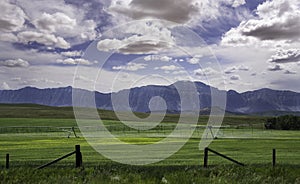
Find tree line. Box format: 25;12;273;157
265;115;300;130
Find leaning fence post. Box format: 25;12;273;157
272;149;276;167
75;145;82;168
204;147;208;168
6;154;9;169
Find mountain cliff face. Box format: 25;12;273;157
0;81;299;114
0;86;73;106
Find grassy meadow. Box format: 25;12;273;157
0;104;300;183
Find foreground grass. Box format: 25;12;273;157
1;165;300;184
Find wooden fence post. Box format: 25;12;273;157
204;147;208;168
273;149;276;167
75;145;82;168
6;154;9;169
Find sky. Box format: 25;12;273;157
0;0;299;93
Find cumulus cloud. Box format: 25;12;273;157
155;65;181;71
245;0;300;41
284;70;297;74
10;77;22;82
0;0;27;32
57;58;93;65
33;12;97;41
224;65;250;74
1;82;11;90
34;12;76;34
97;22;174;55
0;33;18;42
20;78;63;85
251;73;257;76
112;63;147;71
61;51;82;57
238;65;250;71
0;0;98;48
268;64;284;71
268;49;300;63
109;0;246;25
18;31;70;49
0;59;29;67
109;0;198;24
187;55;203;64
188;58;200;65
194;67;219;76
144;55;172;62
172;70;186;75
221;0;300;46
224;67;237;74
230;75;240;81
75;75;93;82
231;0;246;8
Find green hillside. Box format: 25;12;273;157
0;103;268;127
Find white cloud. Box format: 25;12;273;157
98;35;172;55
97;21;174;55
18;31;71;49
33;12;77;34
231;0;246;8
2;82;11;90
75;75;93;82
0;42;63;65
33;12;97;41
230;75;240;81
238;65;250;71
10;77;22;82
0;0;27;32
155;65;181;71
194;67;219;76
61;51;82;57
57;58;93;65
0;59;29;68
269;48;300;63
172;70;186;75
160;56;172;62
224;66;237;74
109;0;247;25
0;33;18;42
251;73;257;76
268;64;284;71
224;65;250;74
144;55;172;62
284;70;297;74
0;0;98;47
221;0;300;46
187;55;203;64
20;78;63;86
112;63;147;71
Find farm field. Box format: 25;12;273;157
0;104;300;183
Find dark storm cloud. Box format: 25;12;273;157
119;41;170;55
110;0;198;24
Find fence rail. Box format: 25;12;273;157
204;147;245;168
37;145;82;169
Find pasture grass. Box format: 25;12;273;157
0;104;299;183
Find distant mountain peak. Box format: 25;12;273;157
1;82;300;115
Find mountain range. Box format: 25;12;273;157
0;81;299;115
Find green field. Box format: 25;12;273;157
0;104;300;183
